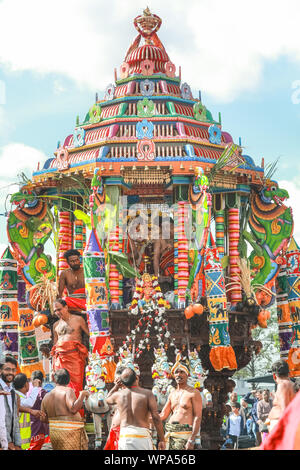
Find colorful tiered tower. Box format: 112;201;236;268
6;8;299;449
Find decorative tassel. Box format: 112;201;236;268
18;272;44;377
228;208;242;304
0;248;19;362
204;234;237;371
276;259;293;361
58;212;72;276
286;238;300;377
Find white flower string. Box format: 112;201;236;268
118;275;179;360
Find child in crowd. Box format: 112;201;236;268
221;402;244;449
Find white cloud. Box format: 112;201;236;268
0;142;47;214
0;142;48;250
0;106;14;141
53;80;66;95
0;243;8;256
0;0;300;102
0;143;46;180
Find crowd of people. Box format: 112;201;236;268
1;351;300;451
0;353;204;451
220;359;298;449
0;355;51;450
1;248;300;451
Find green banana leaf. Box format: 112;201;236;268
187;250;198;290
221;255;229;269
74;209;92;230
108;250;140;279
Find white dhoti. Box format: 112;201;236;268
118;425;154;450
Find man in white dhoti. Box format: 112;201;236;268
106;367;165;450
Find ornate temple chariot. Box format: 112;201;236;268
1;8;300;449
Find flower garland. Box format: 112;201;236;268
119;274;178;360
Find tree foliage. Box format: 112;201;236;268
234;305;280;384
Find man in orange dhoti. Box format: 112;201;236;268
58;250;86;313
51;299;89;398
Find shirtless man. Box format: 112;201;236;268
58;250;85;297
266;359;295;432
160;362;202;450
51;299;89;398
153;219;174;277
106;367;165;450
127;221;150;273
58;249;86;313
41;368;89;450
104;366;125;450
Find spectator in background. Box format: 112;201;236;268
0;356;21;450
221;403;244;449
241;398;252;437
0;391;8;450
243;389;263;445
229;391;246;434
28;371;50;451
0;350;9;450
257;389;272;442
220;404;232;439
13;373;45;450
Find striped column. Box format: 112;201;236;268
58;212;72;277
228;208;242;304
109;227;121;309
174;214;179;308
118;224;123;308
74;220;86;258
286;238;300;377
276;260;293;361
204;234;237;371
18;273;44;377
83;230;110;353
0;247;19;361
215;210;225;258
175;202;189;309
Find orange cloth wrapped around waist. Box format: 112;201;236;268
104;425;120;450
51;341;88;397
64;288;86;311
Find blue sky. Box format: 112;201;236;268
1;0;300;253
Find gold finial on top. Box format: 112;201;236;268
134;9;162;42
143;6;152;16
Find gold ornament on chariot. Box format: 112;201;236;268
271;219;281;234
253;255;265;269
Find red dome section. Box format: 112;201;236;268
126;44;169;74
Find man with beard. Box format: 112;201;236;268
58;249;86;313
160;362;202;450
0;356;21;450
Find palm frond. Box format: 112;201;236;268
208;144;244;184
29;276;58;314
264;157;280;181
